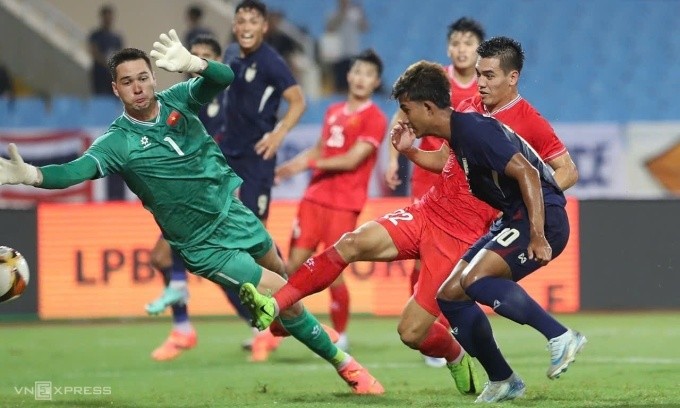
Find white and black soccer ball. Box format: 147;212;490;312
0;246;30;303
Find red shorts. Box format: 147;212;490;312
290;199;360;251
377;203;469;317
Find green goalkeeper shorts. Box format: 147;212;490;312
177;198;273;289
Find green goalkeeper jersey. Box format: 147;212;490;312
84;67;240;250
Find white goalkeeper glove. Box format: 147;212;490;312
150;29;206;73
0;143;39;186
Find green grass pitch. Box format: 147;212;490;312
2;313;680;407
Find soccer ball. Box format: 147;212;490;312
0;246;30;303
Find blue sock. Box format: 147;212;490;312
169;251;189;324
466;276;567;340
220;285;253;324
438;299;513;381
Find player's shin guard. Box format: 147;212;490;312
418;321;462;362
274;247;348;311
438;298;513;381
280;308;345;367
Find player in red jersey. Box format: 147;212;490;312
385;17;486;368
274;49;387;352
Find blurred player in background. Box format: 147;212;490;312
275;49;387;354
0;30;383;395
384;16;486;368
145;35;257;362
220;0;306;361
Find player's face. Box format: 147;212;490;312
189;44;219;78
475;56;519;111
233;8;268;54
347;61;381;100
447;31;480;70
398;97;429;138
112;59;156;113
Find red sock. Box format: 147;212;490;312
409;266;420;295
270;320;289;337
273;246;348;311
418;321;463;362
329;283;350;333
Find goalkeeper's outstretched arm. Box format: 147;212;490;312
0;143;98;189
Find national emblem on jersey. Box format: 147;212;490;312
167;110;181;127
245;63;257;82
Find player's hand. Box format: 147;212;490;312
390;120;416;153
255;130;283;160
150;29;205;73
0;143;39;186
274;160;304;184
384;159;402;190
527;233;552;266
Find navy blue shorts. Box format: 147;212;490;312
225;155;276;220
462;204;570;281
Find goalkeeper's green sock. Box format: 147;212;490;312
280;308;347;368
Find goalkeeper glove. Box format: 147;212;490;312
0;143;39;185
150;29;206;73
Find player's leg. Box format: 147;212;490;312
397;225;479;394
320;206;361;352
241;218;400;330
147;237;196;361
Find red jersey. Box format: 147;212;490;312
412;64;479;198
419;150;498;244
456;94;567;162
304;101;387;212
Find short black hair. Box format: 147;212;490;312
190;35;222;57
188;5;203;20
352;48;383;76
108;48;152;81
447;17;485;43
391;60;451;109
234;0;267;18
477;36;525;74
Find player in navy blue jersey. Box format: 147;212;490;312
391;60;586;403
221;0;305;221
220;0;306;361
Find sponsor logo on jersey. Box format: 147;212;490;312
245;63;257;82
140;136;150;148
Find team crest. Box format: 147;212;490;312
245;63;257;82
166;110;181;127
140;136;150;148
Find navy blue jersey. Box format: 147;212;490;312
199;90;225;138
220;43;297;156
449;111;566;216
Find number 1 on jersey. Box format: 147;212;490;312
163;136;185;156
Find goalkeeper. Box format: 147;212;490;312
0;29;383;395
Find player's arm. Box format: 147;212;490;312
391;120;448;173
314;141;375;171
275;137;323;182
547;152;578;191
0;144;98;188
504;153;551;265
255;84;306;160
385;110;404;190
